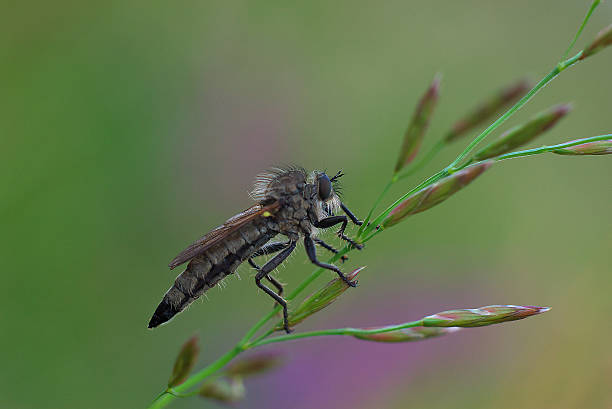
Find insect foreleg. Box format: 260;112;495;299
313;237;349;263
313;216;363;250
340;202;363;226
304;235;358;287
255;240;297;333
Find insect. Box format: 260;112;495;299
148;167;363;333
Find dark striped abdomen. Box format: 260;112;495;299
148;219;276;328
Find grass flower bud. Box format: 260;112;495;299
445;79;531;142
474;104;571;160
168;336;199;388
394;74;441;172
353;326;460;342
275;267;365;331
382;161;492;228
553;139;612;155
422;305;550;328
580;24;612;60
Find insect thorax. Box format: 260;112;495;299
252;167;334;239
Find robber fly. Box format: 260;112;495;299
148;166;363;333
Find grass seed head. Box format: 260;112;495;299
275;266;365;331
394;74;441;173
168;336;199;388
383;161;493;228
580;24;612;60
353;326;460;342
445;79;531;142
553;139;612;155
474;104;572;160
422;305;550;327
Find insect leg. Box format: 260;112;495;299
265;274;284;297
248;264;285;297
248;241;288;270
248;258;261;270
304;235;358;287
248;241;290;295
251;241;291;258
313;237;349;263
255;240;297;333
340;202;363;226
314;216;363;250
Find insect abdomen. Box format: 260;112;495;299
148;220;275;328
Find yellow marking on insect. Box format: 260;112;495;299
263;211;272;217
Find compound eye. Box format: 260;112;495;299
318;174;332;200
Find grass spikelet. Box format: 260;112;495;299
394;74;441;173
422;305;550;327
474;104;571;160
382;161;493;228
445;79;531;142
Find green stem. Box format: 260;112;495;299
562;0;600;60
360;51;584;238
359;140;447;239
494;134;612;161
247;320;424;348
358;134;612;243
148;4;603;405
148;346;243;409
358;179;394;237
361;168;448;237
249;328;276;346
148;248;355;409
238;249;348;342
448;51;582;170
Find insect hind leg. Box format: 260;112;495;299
248;241;290;296
254;240;297;333
265;274;284;296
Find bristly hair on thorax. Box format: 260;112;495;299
249;165;307;202
249;165;342;220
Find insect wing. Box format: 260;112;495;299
168;202;280;269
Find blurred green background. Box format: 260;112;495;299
2;1;611;408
